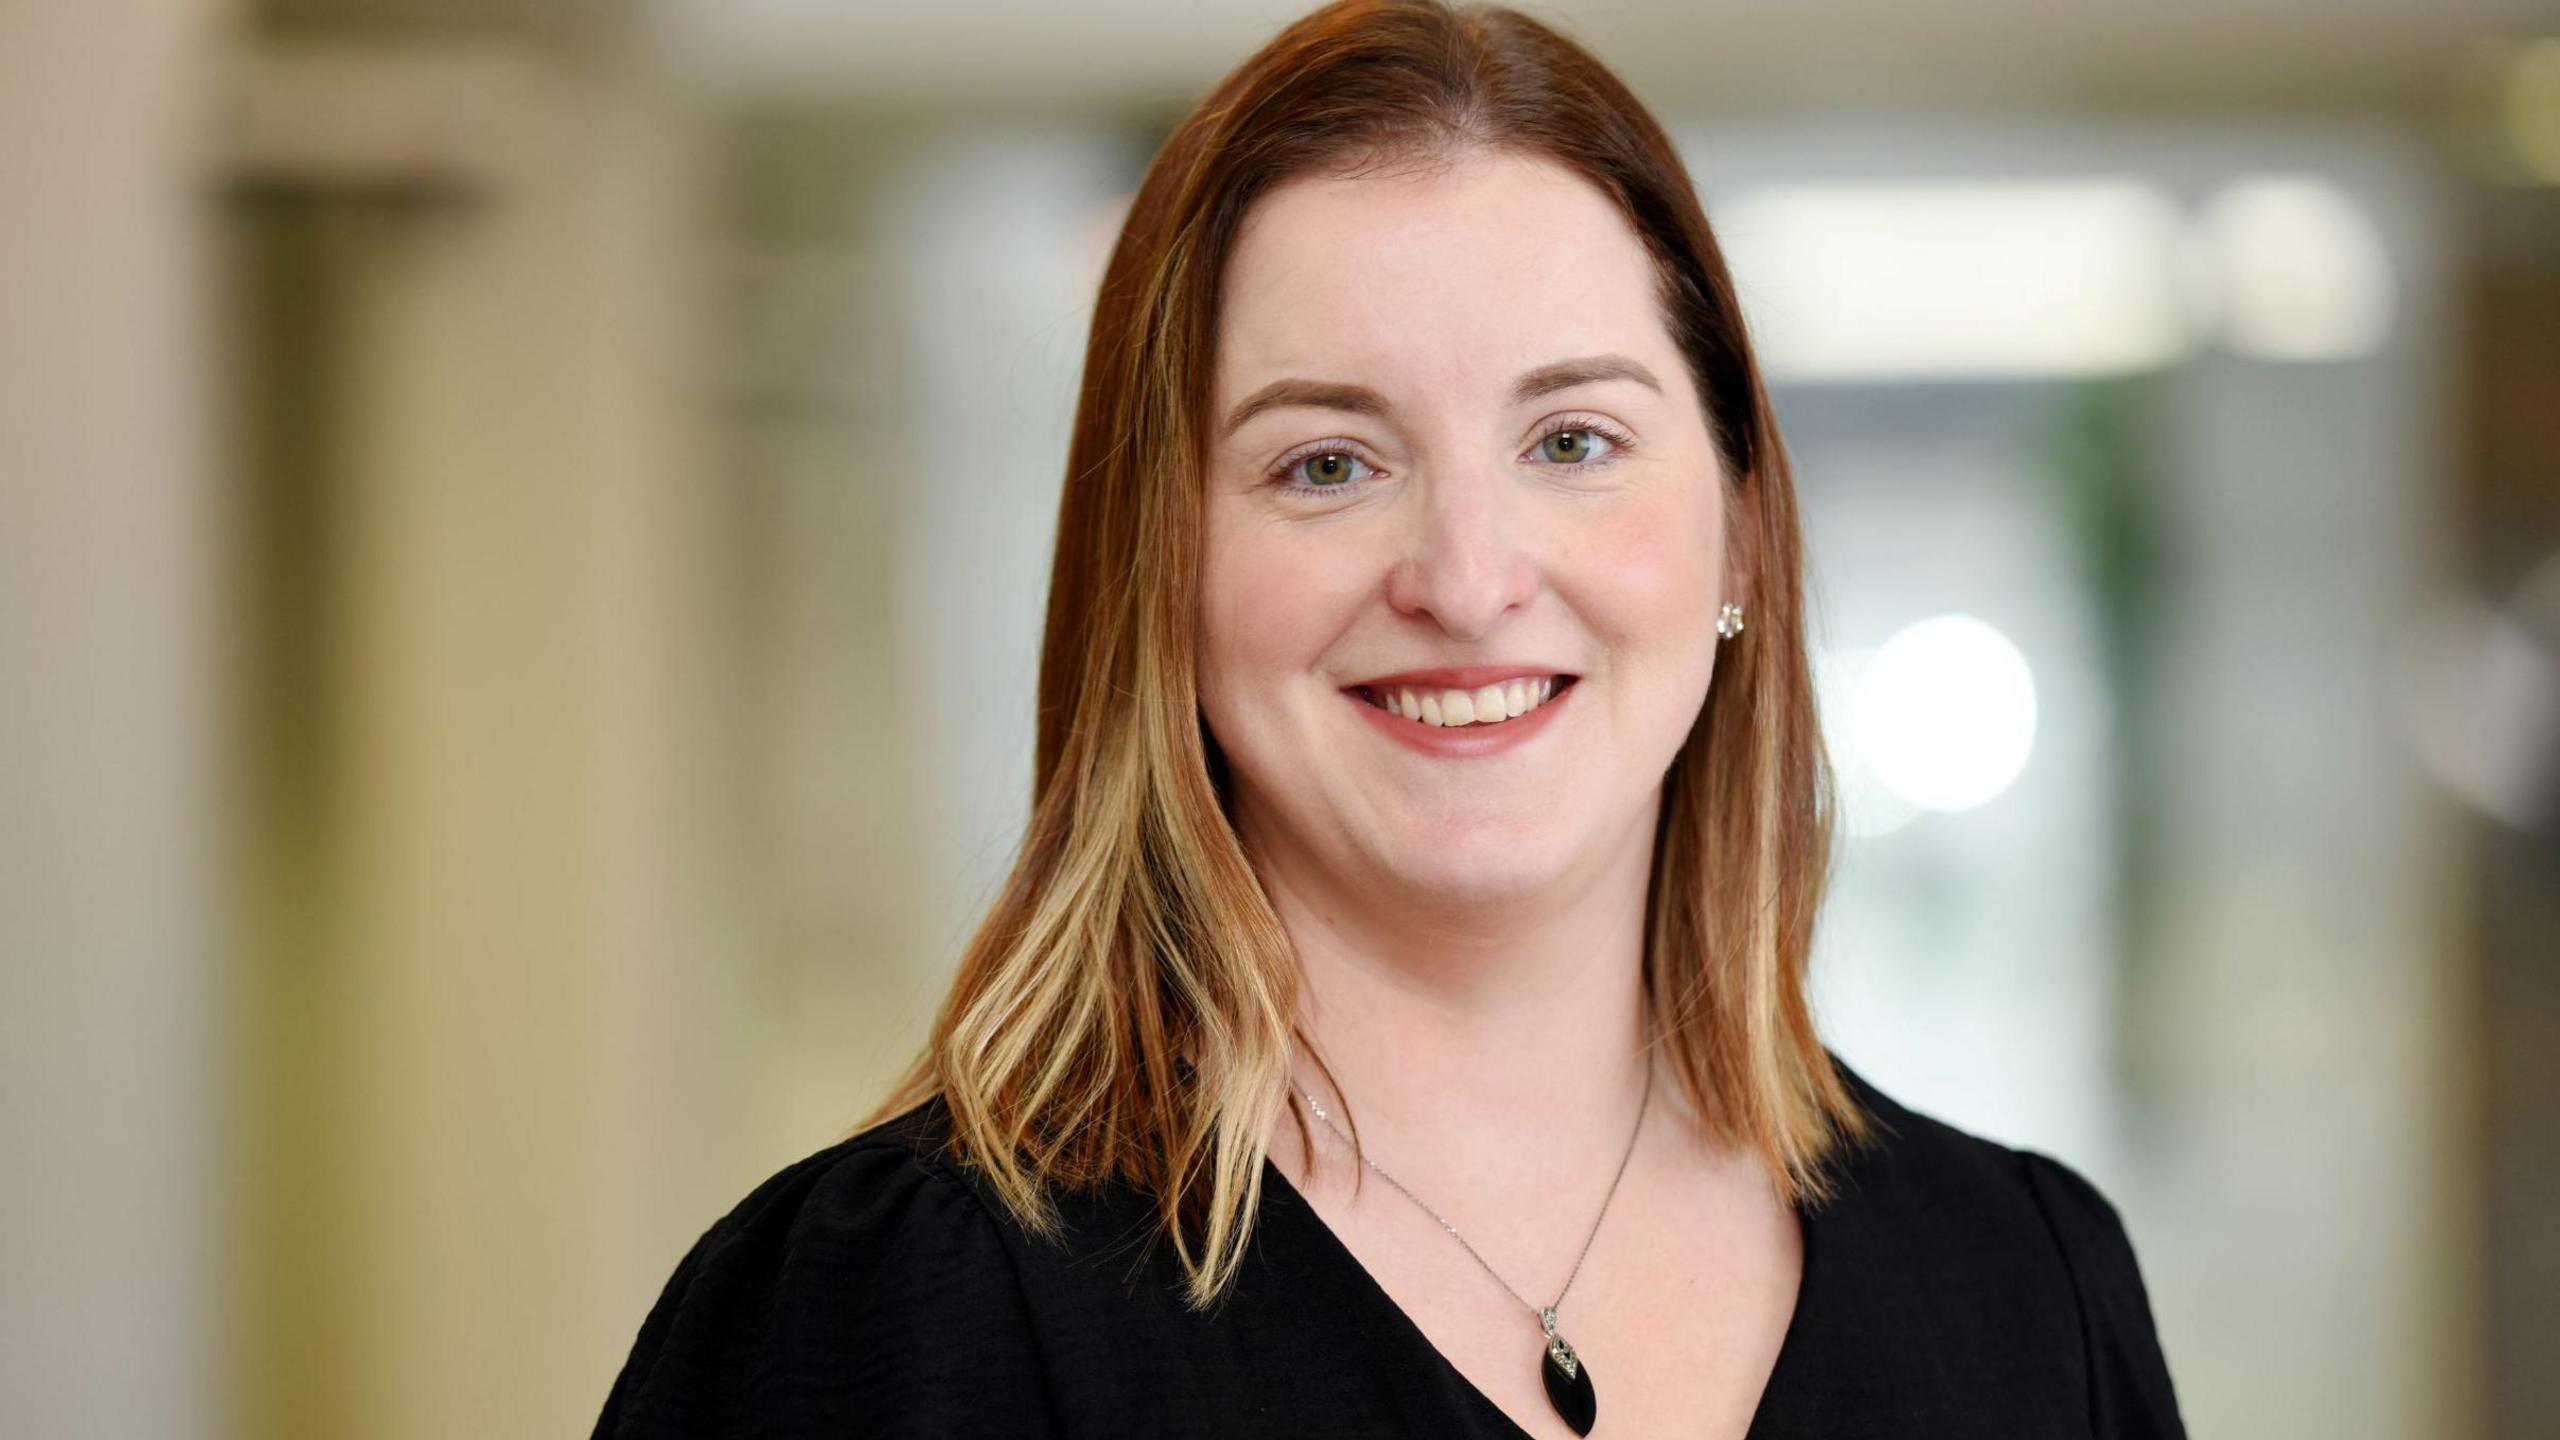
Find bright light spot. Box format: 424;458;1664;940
1817;647;1921;838
1853;615;2039;813
1712;179;2190;382
2196;175;2394;361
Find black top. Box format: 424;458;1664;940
593;1053;2188;1438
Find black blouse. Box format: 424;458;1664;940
593;1053;2188;1437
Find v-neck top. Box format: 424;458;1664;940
592;1052;2189;1438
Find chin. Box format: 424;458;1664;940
1366;830;1572;908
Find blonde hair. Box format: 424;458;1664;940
857;0;1878;1310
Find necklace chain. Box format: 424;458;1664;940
1294;1057;1653;1324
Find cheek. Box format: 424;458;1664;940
1581;485;1725;650
1198;512;1365;702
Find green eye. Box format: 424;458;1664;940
1532;417;1630;468
1539;429;1596;463
1298;452;1360;486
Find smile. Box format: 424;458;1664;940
1351;675;1576;728
1339;674;1579;758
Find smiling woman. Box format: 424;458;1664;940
593;2;2188;1437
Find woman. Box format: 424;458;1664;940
593;1;2188;1435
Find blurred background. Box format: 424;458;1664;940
5;0;2557;1436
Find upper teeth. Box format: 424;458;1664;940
1367;676;1563;727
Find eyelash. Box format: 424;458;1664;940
1263;414;1636;496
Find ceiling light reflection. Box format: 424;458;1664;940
1851;614;2040;814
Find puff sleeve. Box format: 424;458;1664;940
2014;1147;2190;1440
592;1137;1062;1439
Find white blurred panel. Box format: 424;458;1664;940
880;131;1134;968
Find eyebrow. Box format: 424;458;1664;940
1217;354;1664;440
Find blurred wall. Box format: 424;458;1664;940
215;33;745;1440
1;3;228;1436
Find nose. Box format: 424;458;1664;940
1380;459;1540;639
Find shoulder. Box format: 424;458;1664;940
1816;1051;2188;1437
1821;1050;2152;1278
629;1097;1002;1328
591;1097;1061;1439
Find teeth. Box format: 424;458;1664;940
1364;676;1568;728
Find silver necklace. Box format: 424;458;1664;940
1294;1058;1652;1437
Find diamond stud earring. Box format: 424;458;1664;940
1715;601;1747;639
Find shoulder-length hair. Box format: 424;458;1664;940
859;0;1876;1309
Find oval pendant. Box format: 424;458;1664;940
1537;1308;1598;1435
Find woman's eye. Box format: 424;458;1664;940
1265;418;1632;496
1281;450;1372;489
1264;445;1372;489
1535;424;1624;465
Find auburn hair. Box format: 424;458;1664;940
857;0;1877;1309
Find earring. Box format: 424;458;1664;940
1715;600;1747;639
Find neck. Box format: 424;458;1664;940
1246;796;1662;1187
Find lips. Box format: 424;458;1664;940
1351;661;1566;753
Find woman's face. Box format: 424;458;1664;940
1199;148;1742;917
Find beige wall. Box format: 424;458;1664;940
216;44;762;1440
1;2;228;1436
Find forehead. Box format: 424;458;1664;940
1215;151;1673;402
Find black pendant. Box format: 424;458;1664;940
1537;1307;1598;1435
